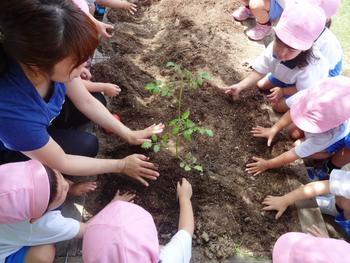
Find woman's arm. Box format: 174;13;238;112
65;77;163;145
23;138;159;186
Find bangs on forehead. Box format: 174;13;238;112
275;35;297;50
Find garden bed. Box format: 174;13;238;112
85;0;302;260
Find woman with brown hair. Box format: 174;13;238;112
0;0;163;186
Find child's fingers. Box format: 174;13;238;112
135;176;149;187
275;211;283;220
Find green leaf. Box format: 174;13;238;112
181;111;190;120
194;165;203;172
151;134;158;142
185;152;193;160
184;165;191;171
153;144;161;153
185;119;195;128
166;61;176;68
191;156;197;164
169;118;178;126
197;127;206;135
172;126;180;135
183;129;193;141
141;141;152;149
198;72;211;80
161;133;169;143
161;86;170;97
206;129;214;137
145;83;156;91
180;162;185;168
156;79;162;86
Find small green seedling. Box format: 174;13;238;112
142;62;214;173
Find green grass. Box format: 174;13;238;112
332;0;350;76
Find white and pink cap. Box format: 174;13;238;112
0;160;50;223
275;2;326;50
83;201;159;263
306;0;341;18
290;76;350;133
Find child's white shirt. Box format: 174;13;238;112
294;120;350;158
330;169;350;199
252;43;329;91
0;210;80;262
159;229;192;263
315;27;343;70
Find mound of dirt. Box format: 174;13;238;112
85;0;302;260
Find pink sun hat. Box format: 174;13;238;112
290;76;350;133
273;232;350;263
275;2;326;50
306;0;341;18
82;201;159;263
72;0;90;15
0;160;50;224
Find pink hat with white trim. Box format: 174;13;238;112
306;0;341;18
290;76;350;133
82;201;159;263
72;0;90;15
275;2;326;50
273;232;350;263
0;160;50;223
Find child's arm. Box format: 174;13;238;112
177;178;194;236
251;110;293;146
262;180;330;219
82;80;121;97
223;71;265;100
96;0;137;14
87;13;114;38
246;149;299;175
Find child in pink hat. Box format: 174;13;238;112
83;178;194;263
246;76;350;177
225;2;329;113
0;160;99;263
263;168;350;237
273;231;350;263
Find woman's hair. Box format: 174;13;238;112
275;35;319;68
44;165;58;206
0;0;99;75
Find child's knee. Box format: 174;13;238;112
288;125;304;140
249;0;266;10
272;101;288;113
27;245;55;263
336;196;350;211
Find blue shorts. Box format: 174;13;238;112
269;0;283;21
325;132;350;154
267;73;294;98
328;60;343;77
5;247;30;263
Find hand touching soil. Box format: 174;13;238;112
69;181;97;196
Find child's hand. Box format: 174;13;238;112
68;181;97;196
223;84;243;100
103;83;121;97
307;225;329;238
245;156;269;175
81;67;92;80
126;123;165;145
262;195;288;219
121;154;159;187
177;178;192;201
251;126;278;147
96;20;114;38
267;87;283;102
121;1;137;15
110;190;136;203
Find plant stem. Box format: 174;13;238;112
175;80;184;158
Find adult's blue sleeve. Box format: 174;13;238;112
0;118;50;152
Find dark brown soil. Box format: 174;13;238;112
85;0;302;260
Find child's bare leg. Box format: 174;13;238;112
257;75;274;90
271;98;289;113
25;244;55;263
332;147;350;168
249;0;270;24
336;196;350;219
288;123;304;140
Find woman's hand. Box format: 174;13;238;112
251;126;278;146
121;154;159;187
245;156;270;175
262;195;289;219
267;87;283;102
126;123;165;145
223;84;243;100
103;83;121;97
